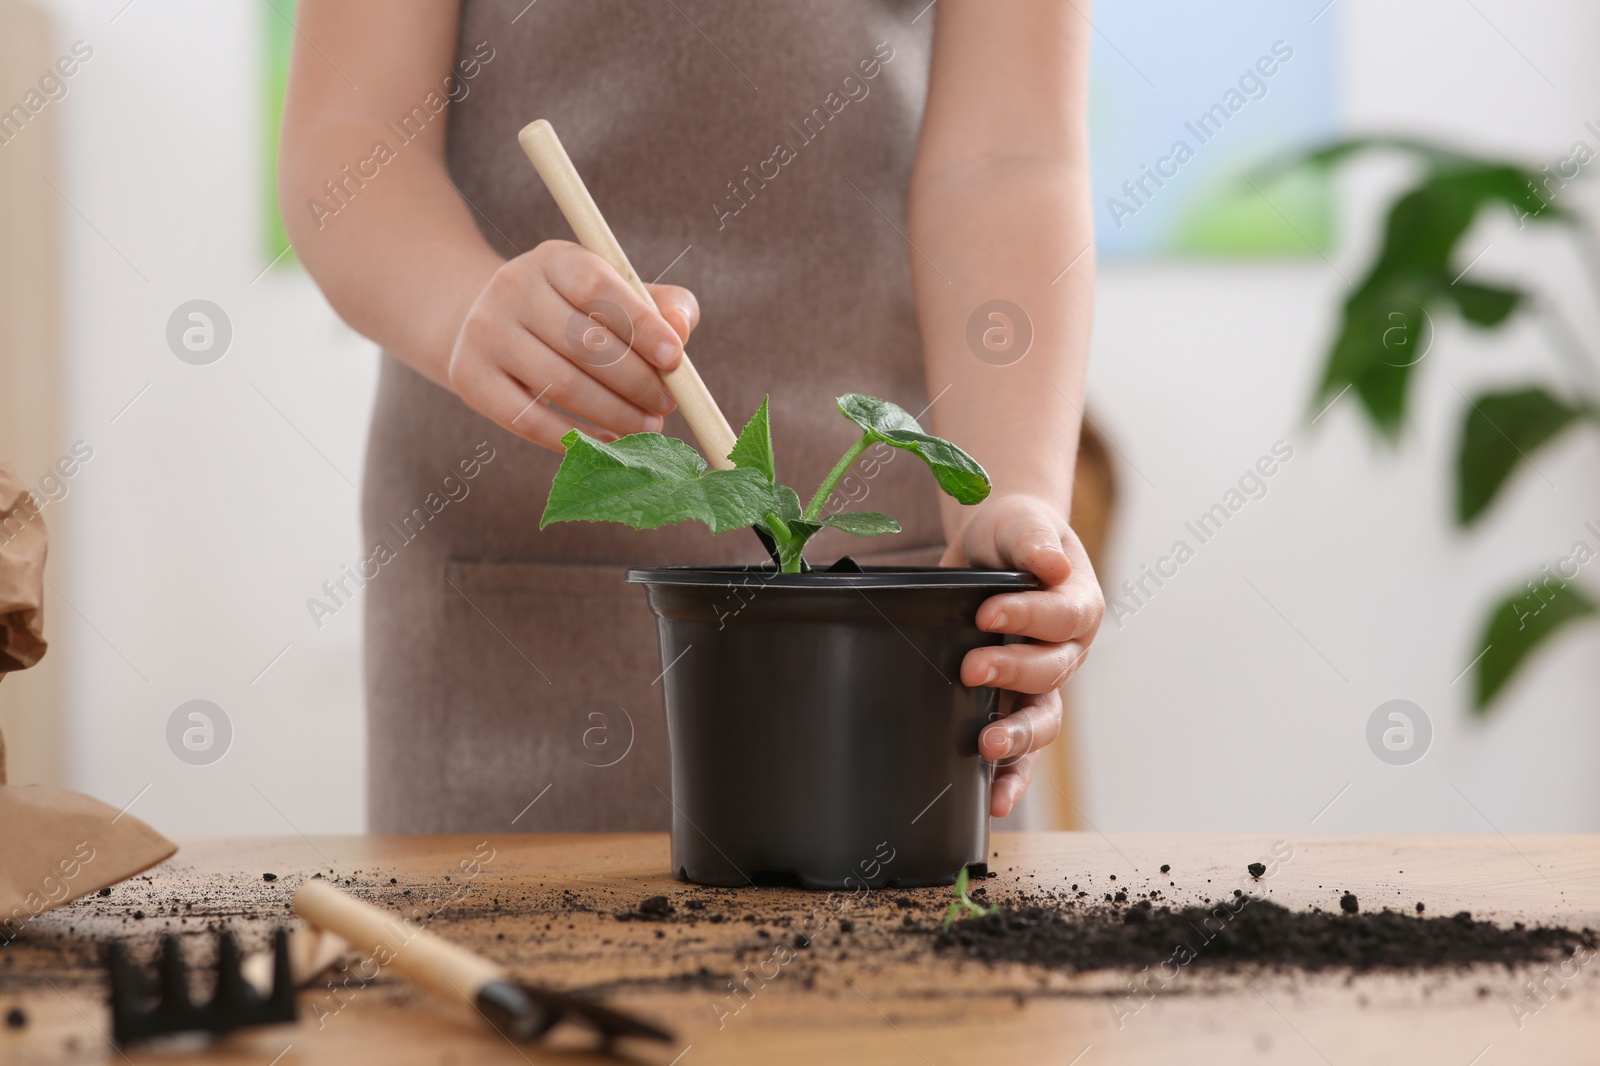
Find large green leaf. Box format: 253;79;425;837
1446;282;1522;327
1314;283;1432;434
821;512;902;536
540;430;773;533
835;394;991;505
1473;579;1598;711
728;395;775;481
1297;149;1571;437
1456;387;1588;525
1267;136;1477;178
1375;166;1557;275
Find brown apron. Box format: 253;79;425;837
363;0;947;832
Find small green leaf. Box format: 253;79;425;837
821;512;901;536
1473;579;1598;711
836;394;991;505
943;868;971;930
756;483;800;537
837;394;923;437
881;430;991;504
1456;388;1587;524
771;484;804;523
1447;282;1522;327
757;483;821;571
728;395;775;482
940;865;991;929
540;430;773;533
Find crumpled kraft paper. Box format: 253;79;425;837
0;461;178;930
0;462;48;676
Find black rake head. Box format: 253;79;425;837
106;929;296;1045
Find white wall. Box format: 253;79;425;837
43;0;375;833
1075;0;1600;832
36;0;1600;835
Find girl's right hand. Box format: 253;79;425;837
446;240;699;451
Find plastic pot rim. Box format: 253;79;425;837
626;564;1038;592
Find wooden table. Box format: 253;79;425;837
3;833;1597;1065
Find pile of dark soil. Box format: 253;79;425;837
936;896;1597;974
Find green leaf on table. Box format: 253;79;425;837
821;512;902;536
941;865;991;930
1472;578;1598;712
540;430;774;533
728;395;775;482
836;394;991;505
1456;387;1588;525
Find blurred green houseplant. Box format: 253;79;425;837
1278;137;1600;713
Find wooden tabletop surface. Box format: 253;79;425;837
3;832;1597;1065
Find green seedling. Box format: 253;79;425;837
941;866;992;930
540;394;990;572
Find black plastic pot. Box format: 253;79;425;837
627;565;1036;890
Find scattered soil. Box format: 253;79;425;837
937;896;1596;974
5;1006;26;1028
637;896;673;918
1341;892;1360;915
5;848;1596;1032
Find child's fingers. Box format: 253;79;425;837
646;283;699;343
979;691;1063;765
532;243;685;370
990;751;1041;818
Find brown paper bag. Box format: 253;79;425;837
0;461;177;933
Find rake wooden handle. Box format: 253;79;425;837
517;118;737;469
293;879;505;1004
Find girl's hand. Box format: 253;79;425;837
446;240;699;450
941;493;1104;817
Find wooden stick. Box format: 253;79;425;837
292;879;671;1044
517;119;738;469
293;879;506;1006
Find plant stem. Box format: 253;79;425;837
803;434;871;522
759;511;804;573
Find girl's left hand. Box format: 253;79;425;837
940;493;1104;817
